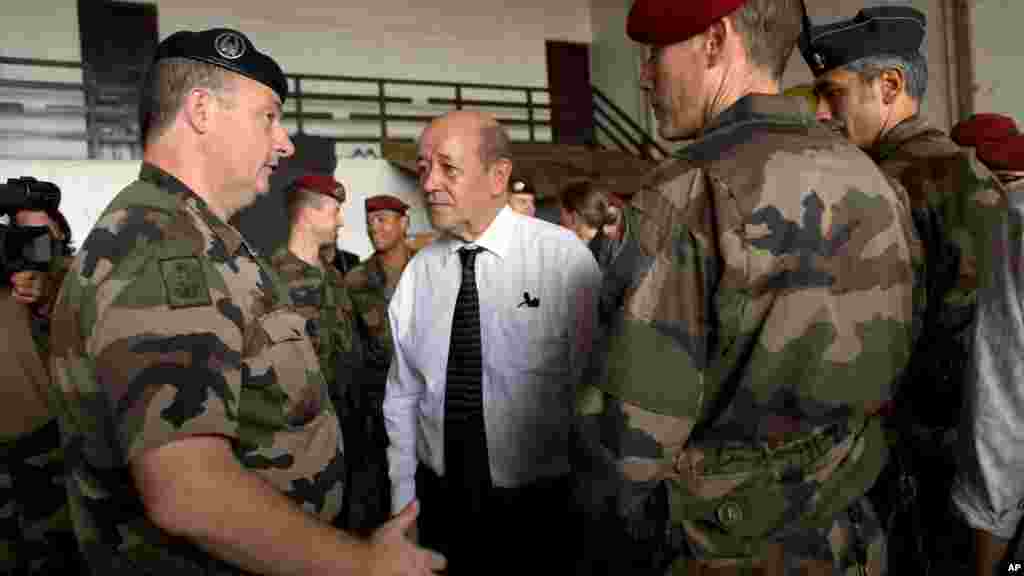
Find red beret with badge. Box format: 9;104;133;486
294;173;346;201
627;0;747;45
951;113;1019;148
365;195;409;215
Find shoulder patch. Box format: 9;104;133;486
159;256;212;308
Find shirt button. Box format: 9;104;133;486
716;500;744;527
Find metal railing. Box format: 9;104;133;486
0;55;664;161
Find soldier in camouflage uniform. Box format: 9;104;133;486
270;174;360;411
0;208;79;575
342;194;414;534
578;0;916;574
48;27;443;575
269;174;391;535
345;194;414;356
805;7;1008;574
949;115;1024;576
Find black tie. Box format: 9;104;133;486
443;246;492;512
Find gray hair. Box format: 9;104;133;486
845;51;928;102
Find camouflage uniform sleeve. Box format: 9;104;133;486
52;206;242;462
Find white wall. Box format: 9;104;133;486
971;0;1024;122
0;158;426;260
1;0;591;86
590;0;648;135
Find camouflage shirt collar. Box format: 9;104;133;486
138;163;247;258
871;115;934;163
700;94;816;139
272;246;326;281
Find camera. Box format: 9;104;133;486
0;177;62;278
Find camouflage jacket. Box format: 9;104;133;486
269;248;363;399
586;95;915;563
344;252;408;367
49;164;345;574
870;116;1006;428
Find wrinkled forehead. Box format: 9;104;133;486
418;120;480;163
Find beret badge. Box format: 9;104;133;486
215;31;247;60
812;52;825;72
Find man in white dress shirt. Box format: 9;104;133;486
384;111;601;574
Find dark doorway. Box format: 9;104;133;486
545;40;595;147
77;0;158;157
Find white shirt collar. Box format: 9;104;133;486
443;206;517;263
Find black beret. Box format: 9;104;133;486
800;5;926;77
153;28;288;102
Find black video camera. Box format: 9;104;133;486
0;177;62;279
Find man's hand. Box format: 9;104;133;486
367;500;445;575
10;270;46;305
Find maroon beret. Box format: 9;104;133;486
977;135;1024;172
627;0;747;45
293;173;345;200
365;195;409;215
951;113;1019;148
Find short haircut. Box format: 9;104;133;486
728;0;804;81
478;121;511;167
845;52;929;102
561;179;618;229
285;184;327;224
139;57;235;146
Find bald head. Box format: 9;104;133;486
417;111;513;241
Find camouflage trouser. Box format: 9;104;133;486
1;420;81;576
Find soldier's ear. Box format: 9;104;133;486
879;68;904;106
182;88;215;135
705;19;728;68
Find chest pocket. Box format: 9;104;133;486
498;306;570;375
241;308;327;433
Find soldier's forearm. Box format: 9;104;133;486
132;436;369;576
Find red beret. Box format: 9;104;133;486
977;134;1024;172
294;173;345;200
365;195;409;215
627;0;747;45
951;113;1019;148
